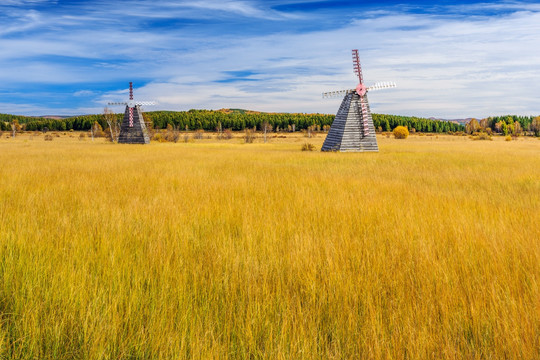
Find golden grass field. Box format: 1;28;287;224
0;132;539;359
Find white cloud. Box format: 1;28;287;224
1;1;540;118
0;0;56;4
113;8;540;118
177;0;297;20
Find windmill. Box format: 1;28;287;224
321;50;396;152
108;82;155;144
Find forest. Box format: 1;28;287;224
0;109;465;133
465;115;540;136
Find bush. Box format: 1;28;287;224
505;135;512;141
223;129;233;140
193;130;205;140
164;130;180;143
44;134;53;141
393;126;409;139
471;133;492;141
301;143;316;151
244;129;256;143
152;133;167;143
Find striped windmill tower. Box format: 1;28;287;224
108;82;155;144
321;50;396;152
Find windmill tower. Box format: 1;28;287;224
321;50;396;152
108;82;155;144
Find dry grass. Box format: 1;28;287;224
0;134;539;359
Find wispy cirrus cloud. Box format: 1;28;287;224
1;0;56;4
176;0;298;20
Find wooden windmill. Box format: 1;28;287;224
108;82;155;144
321;50;396;152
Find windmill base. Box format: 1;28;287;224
321;92;379;152
118;105;150;144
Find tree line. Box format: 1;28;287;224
1;110;465;133
465;115;540;136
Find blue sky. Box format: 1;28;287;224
1;0;540;118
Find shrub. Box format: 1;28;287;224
223;129;233;140
244;129;256;143
472;133;492;141
393;126;409;139
505;135;512;141
44;134;53;141
301;143;316;151
193;130;204;140
164;128;180;143
152;133;168;143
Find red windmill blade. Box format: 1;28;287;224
352;50;370;135
322;50;395;99
352;49;363;84
352;49;368;97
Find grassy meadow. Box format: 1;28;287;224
0;132;539;359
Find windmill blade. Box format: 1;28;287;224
322;89;355;98
135;101;156;106
352;49;363;84
108;102;128;106
367;82;396;92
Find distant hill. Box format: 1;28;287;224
429;117;471;125
39;115;73;120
